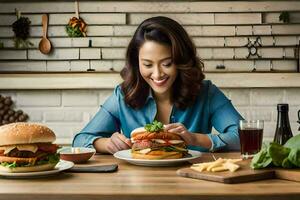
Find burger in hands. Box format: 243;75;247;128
0;122;60;173
131;121;188;159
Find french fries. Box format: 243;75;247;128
191;158;242;173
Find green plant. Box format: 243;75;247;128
144;120;164;132
65;17;87;37
12;9;33;48
66;24;84;37
0;41;3;48
251;135;300;169
279;11;290;23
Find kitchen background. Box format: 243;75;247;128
0;0;299;145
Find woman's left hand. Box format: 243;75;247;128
164;123;195;146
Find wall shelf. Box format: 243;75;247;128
0;72;300;90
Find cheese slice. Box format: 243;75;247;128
16;144;38;153
0;144;38;155
1;146;16;155
152;139;166;144
168;140;184;144
139;148;151;154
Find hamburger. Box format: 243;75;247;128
0;122;59;173
131;121;188;159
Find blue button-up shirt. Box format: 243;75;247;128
72;80;243;152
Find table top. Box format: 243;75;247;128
0;152;300;200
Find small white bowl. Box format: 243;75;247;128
59;147;96;163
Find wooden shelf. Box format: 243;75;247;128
0;72;300;89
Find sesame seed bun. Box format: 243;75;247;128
131;127;182;141
0;122;56;146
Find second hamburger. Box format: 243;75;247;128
0;122;60;173
131;121;188;159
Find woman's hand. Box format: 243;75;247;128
106;132;132;154
164;123;196;146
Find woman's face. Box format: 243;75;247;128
138;41;177;98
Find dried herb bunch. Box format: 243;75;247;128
12;9;33;48
66;17;87;37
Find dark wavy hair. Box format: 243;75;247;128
120;16;205;109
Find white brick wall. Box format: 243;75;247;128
28;49;79;60
251;89;284;106
0;50;27;60
102;48;126;59
80;48;101;59
236;26;252;36
255;60;271;71
130;14;215;25
70;60;89;71
46;61;70;71
16;91;61;106
62;90;98;106
215;14;261;24
1;88;299;144
49;13;126;25
253;25;272;35
0;61;46;71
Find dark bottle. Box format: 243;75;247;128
274;104;293;145
297;110;300;131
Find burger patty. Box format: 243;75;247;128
0;143;58;157
132;140;186;150
8;149;36;158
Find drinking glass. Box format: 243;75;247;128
238;120;264;159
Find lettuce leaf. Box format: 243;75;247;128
1;154;60;169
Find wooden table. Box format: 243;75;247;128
0;152;299;200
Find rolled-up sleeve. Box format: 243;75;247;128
72;88;120;148
206;84;243;151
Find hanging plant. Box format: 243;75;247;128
66;17;87;37
12;9;33;48
65;1;87;37
279;11;290;23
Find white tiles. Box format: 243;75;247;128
0;88;298;144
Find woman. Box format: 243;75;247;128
72;16;242;153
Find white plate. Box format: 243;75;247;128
114;149;202;167
0;160;74;178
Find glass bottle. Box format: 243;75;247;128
297;110;300;131
274;104;293;145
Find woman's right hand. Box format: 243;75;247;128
106;132;132;154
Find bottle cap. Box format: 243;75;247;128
277;104;289;112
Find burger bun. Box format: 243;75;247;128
0;163;57;173
131;150;183;160
0;122;56;146
131;127;182;141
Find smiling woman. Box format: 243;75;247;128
72;16;243;156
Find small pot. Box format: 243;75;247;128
59;147;96;164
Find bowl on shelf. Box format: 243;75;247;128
59;147;96;163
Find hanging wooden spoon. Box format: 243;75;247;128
39;14;52;54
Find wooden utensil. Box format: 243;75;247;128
39;14;52;54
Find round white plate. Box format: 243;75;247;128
114;149;202;167
0;160;74;178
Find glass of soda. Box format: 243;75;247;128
238;120;264;159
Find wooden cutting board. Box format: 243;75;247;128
177;159;300;184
